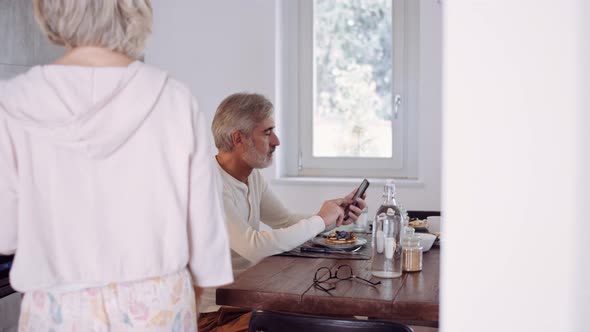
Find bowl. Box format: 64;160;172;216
415;233;437;252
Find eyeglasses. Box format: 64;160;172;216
313;265;381;295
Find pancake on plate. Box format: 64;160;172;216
325;231;357;245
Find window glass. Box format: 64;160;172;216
313;0;393;158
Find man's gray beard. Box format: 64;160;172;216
243;141;272;169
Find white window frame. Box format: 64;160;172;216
277;0;419;179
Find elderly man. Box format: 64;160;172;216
198;93;366;332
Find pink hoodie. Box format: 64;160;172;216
0;61;233;291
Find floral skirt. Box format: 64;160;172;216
19;269;197;332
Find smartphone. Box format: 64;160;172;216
343;179;370;220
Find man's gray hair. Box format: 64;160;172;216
212;93;274;152
33;0;152;59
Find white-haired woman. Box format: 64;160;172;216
0;0;233;330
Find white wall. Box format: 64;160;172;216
442;1;588;332
146;0;276;123
0;0;63;78
146;0;442;215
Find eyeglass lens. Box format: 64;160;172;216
314;267;331;283
336;265;353;280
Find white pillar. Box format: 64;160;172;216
577;2;590;330
442;1;587;331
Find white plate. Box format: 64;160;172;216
311;237;367;250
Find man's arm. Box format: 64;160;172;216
259;180;364;229
224;191;325;264
224;187;347;264
259;184;309;229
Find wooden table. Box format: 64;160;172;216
216;246;439;327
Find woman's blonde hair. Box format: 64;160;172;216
33;0;153;58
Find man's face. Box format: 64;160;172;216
242;118;280;169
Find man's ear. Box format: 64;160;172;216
231;130;244;148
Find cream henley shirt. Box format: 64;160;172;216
199;163;326;312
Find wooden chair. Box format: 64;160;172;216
248;310;414;332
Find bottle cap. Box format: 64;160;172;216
386;208;395;216
383;179;397;197
377;213;387;221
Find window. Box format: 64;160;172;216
279;0;418;179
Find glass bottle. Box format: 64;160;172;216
375;179;402;224
402;227;423;272
373;180;402;249
398;203;409;243
371;208;402;278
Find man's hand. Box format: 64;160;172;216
317;198;346;228
341;189;368;225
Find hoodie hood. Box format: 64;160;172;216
0;61;168;158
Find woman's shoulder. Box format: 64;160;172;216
164;76;192;97
140;63;195;103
